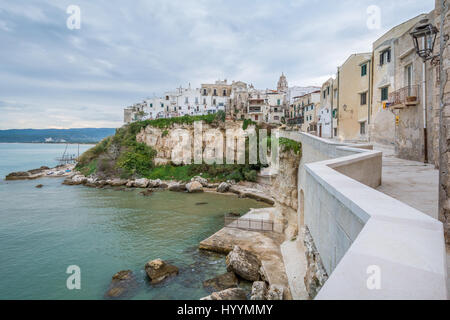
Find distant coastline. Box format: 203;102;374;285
0;128;116;144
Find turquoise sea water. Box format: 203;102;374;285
0;143;267;300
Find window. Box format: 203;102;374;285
381;87;389;101
405;64;413;96
277;99;281;106
360;122;366;135
213;99;216;106
380;48;391;66
361;64;367;76
360;92;367;105
150;103;153;108
166;96;169;100
323;91;326;99
185;97;189;104
195;97;199;104
203;89;207;96
327;86;330;95
223;89;227;96
213;89;217;96
203;98;206;105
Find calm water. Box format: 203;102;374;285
0;143;267;300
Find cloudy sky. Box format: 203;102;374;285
0;0;434;129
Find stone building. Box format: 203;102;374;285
266;90;286;124
318;78;336;138
336;53;372;142
200;80;232;114
295;91;321;134
370;14;428;147
229;81;249;120
388;12;437;163
247;87;267;123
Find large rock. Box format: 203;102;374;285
134;178;149;188
144;259;179;284
203;272;238;292
186;181;203;193
148;179;162;188
105;270;139;299
250;281;268;300
266;284;284;300
217;182;231;193
168;182;186;192
191;176;208;187
201;288;247;300
109;179;128;186
126;180;135;187
226;246;261;281
72;175;88;185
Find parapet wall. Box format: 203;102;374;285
280;131;448;300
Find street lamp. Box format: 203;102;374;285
410;18;438;61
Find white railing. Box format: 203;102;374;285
280;131;448;300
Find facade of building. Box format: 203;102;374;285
297;91;321;134
336;53;372;142
200;80;231;114
318;78;335;138
247;88;267;124
370;14;428;146
229;81;249;120
388;13;436;163
266;90;286;124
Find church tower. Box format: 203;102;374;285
277;72;288;94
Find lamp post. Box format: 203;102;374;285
410;19;439;163
410;19;438;61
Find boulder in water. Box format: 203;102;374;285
203;272;238;292
144;259;179;284
105;270;139;299
186;181;203;193
226;246;261;281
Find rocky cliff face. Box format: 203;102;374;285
136;121;250;165
268;149;301;240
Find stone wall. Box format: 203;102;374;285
435;0;450;245
303;226;328;299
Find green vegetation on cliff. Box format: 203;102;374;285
76;114;301;183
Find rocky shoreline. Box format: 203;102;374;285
59;171;276;205
5;164;75;181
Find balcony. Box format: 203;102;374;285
388;85;420;109
248;106;262;113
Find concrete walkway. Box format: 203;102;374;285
373;144;448;298
280;239;309;300
374;145;439;219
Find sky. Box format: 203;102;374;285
0;0;435;129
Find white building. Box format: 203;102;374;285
317;106;332;138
